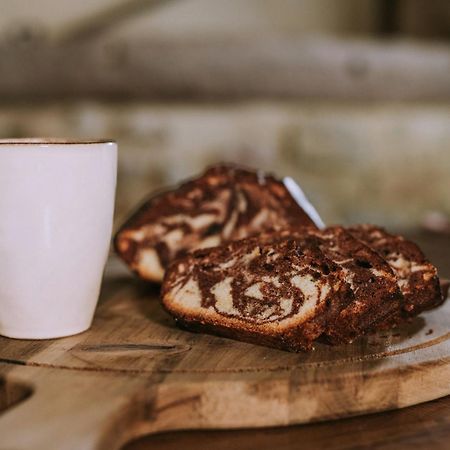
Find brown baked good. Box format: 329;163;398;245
161;224;443;352
301;226;403;341
162;235;351;352
115;164;316;283
253;226;402;341
348;224;443;317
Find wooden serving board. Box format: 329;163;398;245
0;258;449;450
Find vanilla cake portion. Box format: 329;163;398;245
115;165;316;283
348;224;443;317
162;235;351;352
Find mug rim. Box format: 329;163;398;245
0;138;116;145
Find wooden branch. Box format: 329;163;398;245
0;37;449;100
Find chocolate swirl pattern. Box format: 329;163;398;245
348;224;443;317
162;227;444;352
115;165;316;282
292;227;403;342
162;235;352;352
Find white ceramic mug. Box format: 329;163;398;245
0;139;117;339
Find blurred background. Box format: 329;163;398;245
1;0;449;231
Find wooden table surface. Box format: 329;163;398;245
124;230;450;450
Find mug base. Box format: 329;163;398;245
0;323;92;340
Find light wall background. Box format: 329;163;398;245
0;0;449;230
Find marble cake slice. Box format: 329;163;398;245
162;235;351;352
262;227;403;342
115;164;316;283
347;224;443;317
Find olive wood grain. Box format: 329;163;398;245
0;257;448;450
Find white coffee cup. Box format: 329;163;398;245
0;139;117;339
